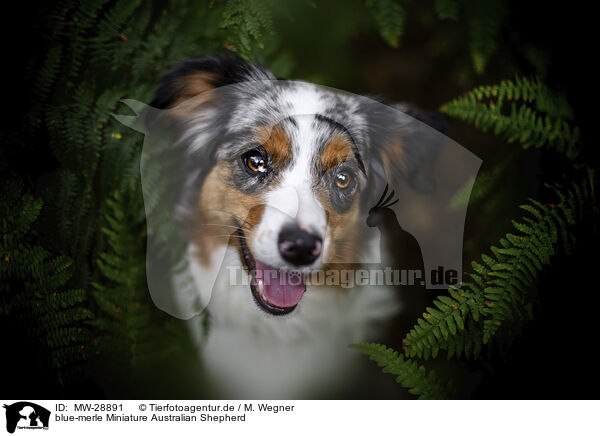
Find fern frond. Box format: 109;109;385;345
464;0;504;73
91;187;154;367
434;0;460;20
403;174;595;358
441;77;581;158
0;175;89;385
365;0;405;48
220;0;275;59
349;343;450;399
404;284;484;359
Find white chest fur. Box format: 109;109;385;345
180;243;399;399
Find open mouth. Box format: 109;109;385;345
236;228;306;315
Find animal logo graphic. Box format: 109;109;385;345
367;184;424;275
3;402;50;433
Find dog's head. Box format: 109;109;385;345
151;56;442;315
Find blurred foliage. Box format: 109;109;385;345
0;165;89;385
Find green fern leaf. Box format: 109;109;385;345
349;343;450;399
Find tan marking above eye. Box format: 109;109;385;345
319;135;352;173
335;172;351;189
255;124;291;169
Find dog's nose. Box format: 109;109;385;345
278;225;322;266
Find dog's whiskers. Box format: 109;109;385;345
199;223;250;231
197;221;255;234
201;209;259;224
196;234;252;241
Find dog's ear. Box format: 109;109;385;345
145;56;276;232
369;103;447;196
151;55;274;110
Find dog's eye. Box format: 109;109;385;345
335;172;351;189
243;151;267;173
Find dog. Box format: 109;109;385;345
146;56;443;398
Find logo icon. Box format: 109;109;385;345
3;402;50;434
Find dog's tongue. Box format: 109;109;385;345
255;260;306;308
